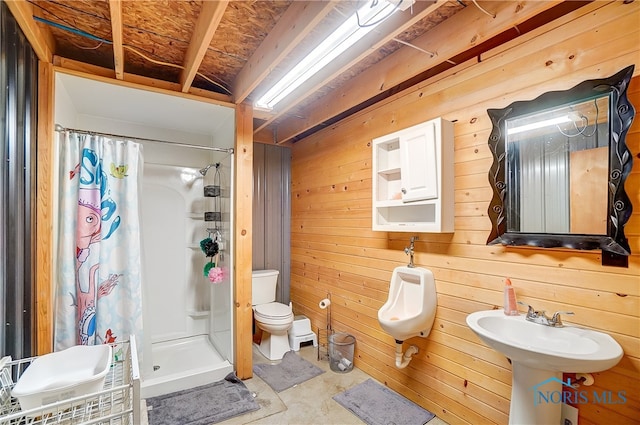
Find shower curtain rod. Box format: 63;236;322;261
55;124;234;154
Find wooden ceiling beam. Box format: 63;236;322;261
233;1;338;104
54;56;234;107
253;0;447;135
108;0;124;80
4;0;55;62
180;0;229;93
269;0;563;144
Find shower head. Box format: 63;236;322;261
199;163;221;176
199;164;214;176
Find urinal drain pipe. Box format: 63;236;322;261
395;340;418;369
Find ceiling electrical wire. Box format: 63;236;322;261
356;0;403;28
337;1;456;65
31;0;108;23
391;37;457;65
123;47;232;95
72;41;105;50
32;15;232;95
392;38;435;58
471;0;496;18
29;0;246;63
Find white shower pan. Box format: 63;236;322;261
141;335;232;399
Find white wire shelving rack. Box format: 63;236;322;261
0;337;140;425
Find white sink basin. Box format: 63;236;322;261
466;309;623;372
467;309;624;425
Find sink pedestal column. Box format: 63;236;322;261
510;363;562;425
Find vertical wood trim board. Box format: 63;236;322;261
234;102;254;379
290;2;639;424
36;61;55;355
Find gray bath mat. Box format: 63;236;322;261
146;372;259;425
333;379;436;425
252;350;324;392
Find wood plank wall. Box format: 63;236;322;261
289;2;639;424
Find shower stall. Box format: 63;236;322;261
139;151;234;398
141;150;233;397
54;73;235;399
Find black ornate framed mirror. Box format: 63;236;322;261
486;65;635;266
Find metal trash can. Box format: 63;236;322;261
329;332;355;373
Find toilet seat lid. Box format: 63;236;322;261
254;302;292;319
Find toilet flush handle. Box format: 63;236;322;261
404;236;418;268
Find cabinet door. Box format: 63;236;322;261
400;121;438;202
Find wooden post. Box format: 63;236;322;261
36;61;54;354
234;103;253;378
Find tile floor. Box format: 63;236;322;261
143;343;450;425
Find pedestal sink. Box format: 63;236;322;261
466;310;623;425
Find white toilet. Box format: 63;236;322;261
377;266;437;342
252;269;294;360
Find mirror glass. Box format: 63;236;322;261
486;65;635;258
505;95;610;234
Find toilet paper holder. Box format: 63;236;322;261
317;293;333;361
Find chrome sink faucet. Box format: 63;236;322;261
404;236;418;268
518;302;574;327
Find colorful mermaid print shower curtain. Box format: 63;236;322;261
55;131;144;350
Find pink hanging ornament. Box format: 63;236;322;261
208;266;224;284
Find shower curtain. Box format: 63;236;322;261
55;131;144;351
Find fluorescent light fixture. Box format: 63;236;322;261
255;0;404;111
507;116;572;136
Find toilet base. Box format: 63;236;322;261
256;331;291;361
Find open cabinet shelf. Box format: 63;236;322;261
372;117;454;232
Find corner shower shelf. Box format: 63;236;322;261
186;212;222;221
187;310;210;318
187;213;204;220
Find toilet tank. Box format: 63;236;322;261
252;269;279;305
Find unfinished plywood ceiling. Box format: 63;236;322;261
17;0;589;143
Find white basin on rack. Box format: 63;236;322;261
466;310;623;425
11;344;113;413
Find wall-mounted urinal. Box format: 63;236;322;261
378;266;437;368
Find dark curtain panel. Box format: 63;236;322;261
1;3;38;359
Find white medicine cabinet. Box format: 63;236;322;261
372;117;454;232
